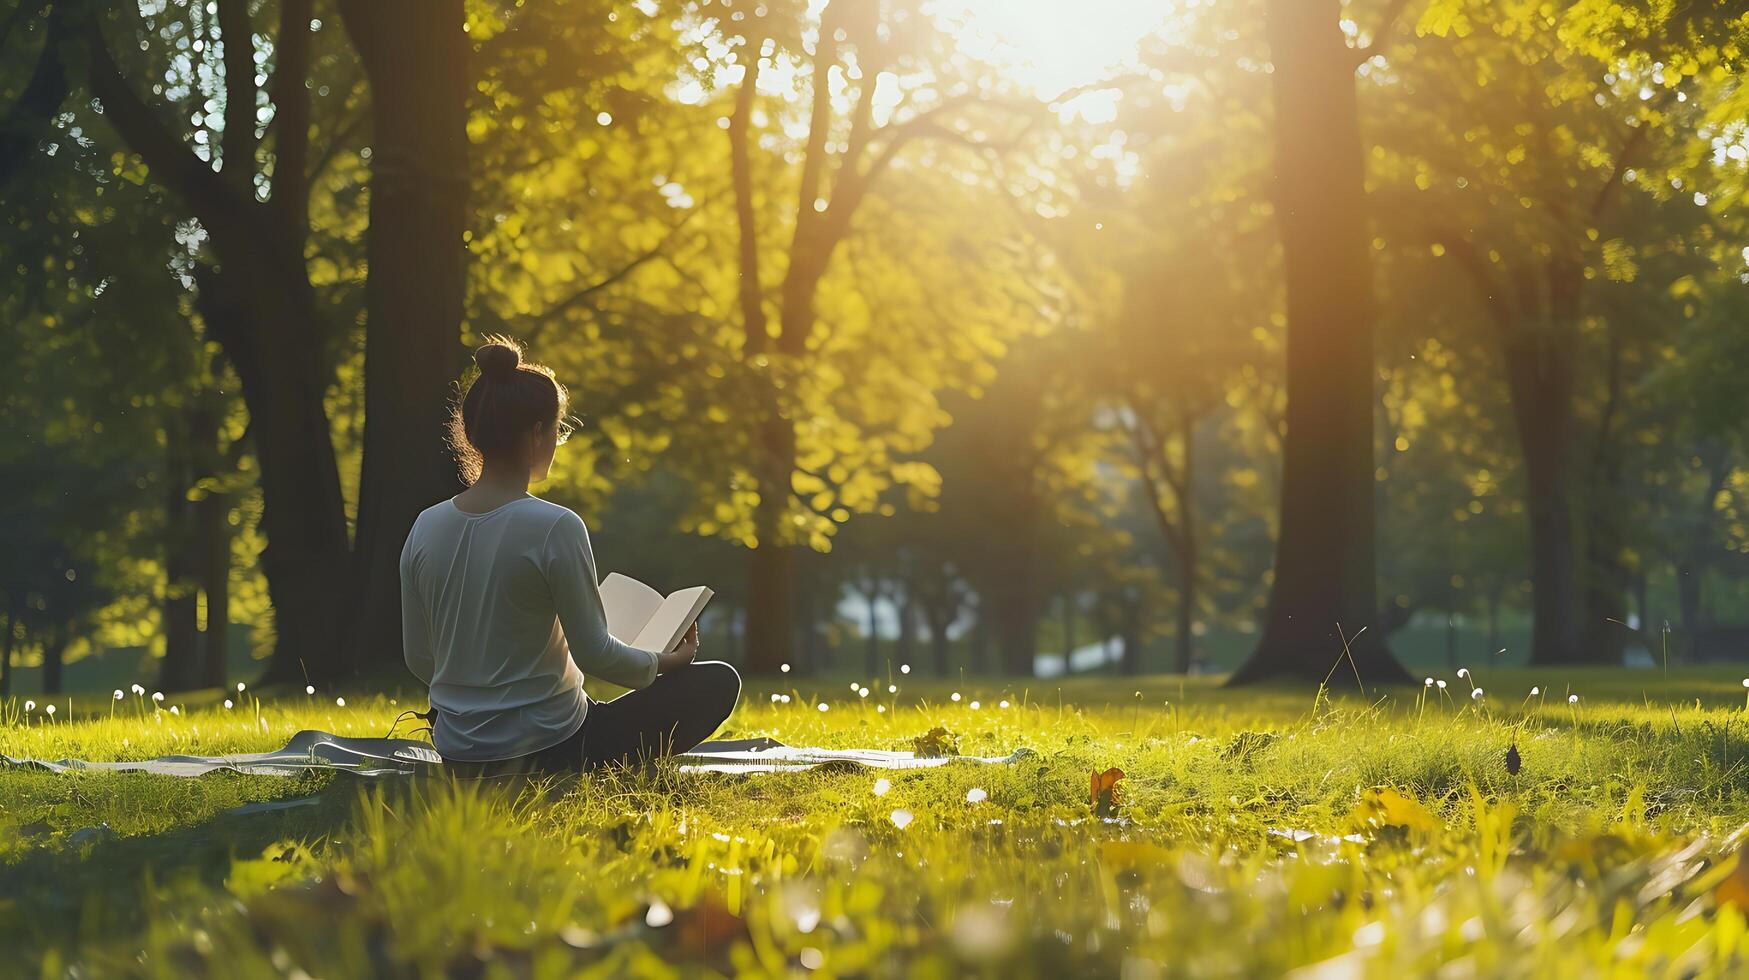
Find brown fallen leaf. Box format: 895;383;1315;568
1091;767;1125;817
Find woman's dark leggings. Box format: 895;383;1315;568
446;661;741;778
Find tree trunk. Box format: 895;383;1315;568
160;418;200;692
42;628;67;695
198;483;231;689
1230;0;1407;688
1677;560;1704;660
339;0;470;677
928;610;952;677
895;588;916;671
990;582;1040;677
0;598;15;698
207;263;352;684
863;585;881;678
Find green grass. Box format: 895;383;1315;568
8;667;1749;976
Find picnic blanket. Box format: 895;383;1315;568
1;729;1028;778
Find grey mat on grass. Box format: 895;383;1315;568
2;730;1028;777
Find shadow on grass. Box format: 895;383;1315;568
0;777;370;965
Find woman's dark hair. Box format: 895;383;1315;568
448;335;568;484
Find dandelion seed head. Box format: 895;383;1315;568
168;705;178;716
224;699;234;709
113;690;124;700
44;704;55;716
1471;688;1484;701
966;787;988;803
236;682;246;693
900;664;911;674
951;692;962;702
152;692;164;702
999;699;1010;709
969;700;981;710
817;702;829;712
335;697;346;707
876;704;886;713
888;684;897;694
1436;680;1447;689
780;663;791;673
131;684;145;695
890;808;913;829
1530;687;1540;696
858;687;870;698
305;685;316;695
1569;694;1580;704
1424;678;1434;687
873;778;891;796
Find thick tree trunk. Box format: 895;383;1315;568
0;599;15;698
160;420;201;692
42;629;67;695
206;263;352;684
340;0;470;677
1230;0;1407;688
895;589;915;671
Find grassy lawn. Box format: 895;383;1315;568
8;667;1749;976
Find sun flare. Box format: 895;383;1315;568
930;0;1177;97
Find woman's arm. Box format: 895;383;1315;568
542;510;661;689
400;536;435;685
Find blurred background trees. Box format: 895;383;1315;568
3;0;1748;694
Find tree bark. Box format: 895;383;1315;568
0;598;15;698
42;627;67;695
1229;0;1408;687
338;0;470;676
160;416;200;691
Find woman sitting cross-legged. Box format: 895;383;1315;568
400;335;739;777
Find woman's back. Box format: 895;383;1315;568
400;494;656;761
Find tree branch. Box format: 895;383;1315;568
81;8;245;230
270;0;314;229
0;3;71;189
218;0;256;182
535;203;706;321
1351;0;1415;65
728;32;770;353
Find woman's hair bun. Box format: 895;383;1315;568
474;338;522;380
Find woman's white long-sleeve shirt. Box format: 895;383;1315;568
399;495;659;762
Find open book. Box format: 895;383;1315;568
598;573;714;654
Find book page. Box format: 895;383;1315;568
631;586;714;653
598;573;665;644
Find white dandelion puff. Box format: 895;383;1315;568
969;700;981;710
236;682;246;693
1436;680;1447;690
780;663;791;673
224;699;234;709
23;700;34;712
336;697;346;707
858;687;870;698
305;685;316;695
1471;688;1484;701
999;700;1010;709
1569;694;1580;704
45;704;56;717
152;692;165;702
887;685;897;694
1457;668;1470;679
890;808;913;829
1530;687;1540;696
1424;677;1434;687
817;702;829;712
966;787;988;804
168;705;179;716
900;664;911;674
951;692;962;702
873;778;891;796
